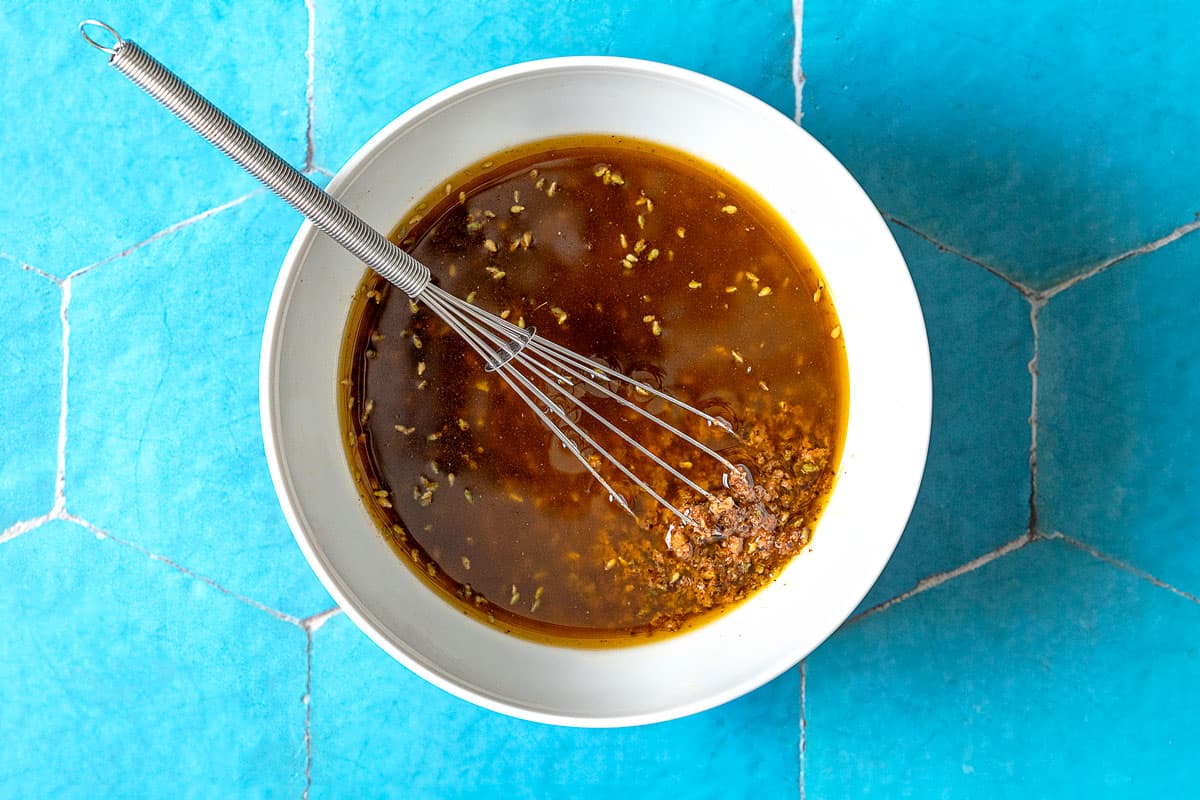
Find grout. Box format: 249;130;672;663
883;213;1034;298
848;532;1035;625
1039;214;1200;302
52;278;72;519
791;0;805;124
3;253;63;286
303;627;314;800
798;660;807;800
0;513;55;544
303;0;318;172
68;189;266;281
1048;532;1200;606
299;606;339;799
1027;299;1043;537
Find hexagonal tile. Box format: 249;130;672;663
0;265;60;526
1038;231;1200;596
0;3;308;273
67;195;331;618
802;1;1200;288
0;519;305;795
806;540;1200;796
858;225;1031;610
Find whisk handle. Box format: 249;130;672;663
79;20;431;298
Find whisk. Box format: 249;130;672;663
80;20;745;525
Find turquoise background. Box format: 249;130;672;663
2;1;1197;796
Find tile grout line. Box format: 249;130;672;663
798;660;807;800
791;0;805;124
1048;532;1200;606
1040;214;1200;301
68;189;266;281
883;213;1033;297
303;0;318;172
1027;298;1044;537
847;532;1035;625
298;607;339;799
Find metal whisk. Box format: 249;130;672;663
80;20;743;525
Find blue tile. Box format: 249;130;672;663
1039;232;1200;595
0;3;308;274
67;194;331;618
0;519;304;796
310;614;800;798
858;226;1031;609
806;540;1200;797
0;264;60;524
802;1;1200;288
313;0;795;171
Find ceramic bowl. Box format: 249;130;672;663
261;57;930;727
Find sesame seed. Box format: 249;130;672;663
510;204;525;214
758;286;773;296
483;239;498;253
721;205;738;214
688;280;702;289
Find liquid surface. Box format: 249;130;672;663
339;135;847;645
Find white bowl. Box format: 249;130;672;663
261;57;930;727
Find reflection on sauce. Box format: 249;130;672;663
339;135;847;646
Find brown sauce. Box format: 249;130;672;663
338;135;848;646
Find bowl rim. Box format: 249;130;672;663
260;55;932;726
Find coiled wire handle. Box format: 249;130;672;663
79;20;431;298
